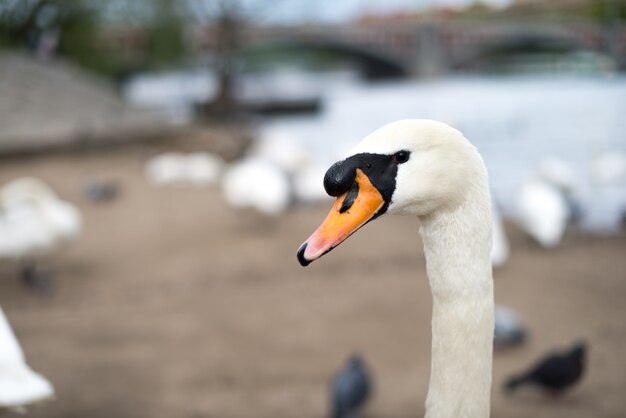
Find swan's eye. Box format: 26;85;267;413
393;151;410;164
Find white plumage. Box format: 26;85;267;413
145;152;187;185
299;120;495;418
145;152;223;187
292;163;331;204
516;178;569;248
184;152;224;186
0;306;54;411
0;178;82;260
537;158;577;194
592;151;626;186
252;129;311;175
221;158;291;216
491;203;509;268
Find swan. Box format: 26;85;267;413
490;203;509;268
293;162;332;204
514;158;583;248
0;306;54;411
297;120;494;418
515;178;569;248
0;178;82;289
0;178;81;256
145;152;223;187
221;157;291;216
253;129;311;175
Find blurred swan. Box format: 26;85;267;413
145;152;186;185
516;178;568;248
221;157;291;216
253;129;311;175
185;152;223;186
515;159;578;248
0;306;54;411
491;203;509;268
592;151;626;186
537;158;577;195
292;162;331;204
0;178;82;290
0;178;81;255
145;152;223;187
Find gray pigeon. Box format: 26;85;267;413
494;306;527;349
82;177;119;203
330;354;372;418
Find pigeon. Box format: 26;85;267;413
82;177;119;202
504;342;586;395
330;354;372;418
494;306;527;349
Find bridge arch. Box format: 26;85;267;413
241;40;410;80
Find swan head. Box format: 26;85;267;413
297;119;486;266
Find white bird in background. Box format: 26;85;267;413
252;129;311;175
145;152;187;186
515;158;579;248
537;158;578;195
293;162;332;204
145;152;223;187
491;203;509;268
184;152;224;187
592;151;626;186
0;177;82;290
516;178;569;248
221;157;291;216
0;306;54;412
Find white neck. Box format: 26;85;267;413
418;183;494;418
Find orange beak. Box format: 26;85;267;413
297;169;385;266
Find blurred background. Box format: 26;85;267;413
0;0;625;417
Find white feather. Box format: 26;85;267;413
293;163;331;204
0;178;82;259
0;307;54;409
222;158;291;215
491;204;509;268
516;179;568;248
252;130;311;175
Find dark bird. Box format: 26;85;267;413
504;342;586;395
330;354;372;418
82;177;119;203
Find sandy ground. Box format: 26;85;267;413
0;143;625;418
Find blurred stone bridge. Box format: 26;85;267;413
241;21;626;78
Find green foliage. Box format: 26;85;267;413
143;0;186;70
0;0;187;80
586;0;626;22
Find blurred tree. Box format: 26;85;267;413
189;0;241;118
0;0;98;55
188;0;282;118
0;0;187;80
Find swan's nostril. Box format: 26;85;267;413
323;160;358;197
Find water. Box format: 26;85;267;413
259;74;626;230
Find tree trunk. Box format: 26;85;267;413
210;11;238;118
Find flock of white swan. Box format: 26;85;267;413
0;119;624;414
